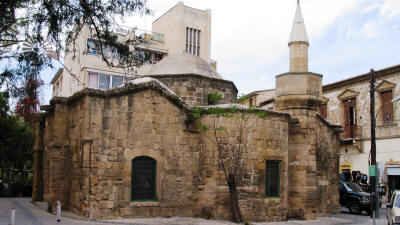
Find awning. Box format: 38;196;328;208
387;167;400;176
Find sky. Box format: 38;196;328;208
39;0;400;104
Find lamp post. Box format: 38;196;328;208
369;68;400;222
369;69;377;221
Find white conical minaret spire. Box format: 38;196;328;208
276;0;322;113
288;0;309;72
289;0;309;44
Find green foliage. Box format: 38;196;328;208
0;0;149;98
197;123;210;132
216;126;227;132
237;94;250;102
208;91;222;105
0;93;34;184
191;105;268;120
190;105;268;134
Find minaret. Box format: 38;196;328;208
275;1;326;220
275;0;322;111
289;0;309;72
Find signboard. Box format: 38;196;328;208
369;165;376;176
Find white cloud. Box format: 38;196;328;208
346;25;358;39
361;21;379;38
380;0;400;20
361;3;380;14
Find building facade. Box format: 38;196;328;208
239;59;400;203
51;1;213;98
323;65;400;201
33;1;342;222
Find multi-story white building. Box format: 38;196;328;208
51;1;213;97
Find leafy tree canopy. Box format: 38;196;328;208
0;92;34;181
1;0;149;108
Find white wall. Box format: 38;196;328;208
340;138;400;176
152;2;211;62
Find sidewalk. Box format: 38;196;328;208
0;198;390;225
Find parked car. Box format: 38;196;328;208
387;190;400;225
340;181;371;214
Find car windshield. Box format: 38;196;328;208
396;196;400;208
345;182;363;192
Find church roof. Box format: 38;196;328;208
289;0;309;44
139;52;223;79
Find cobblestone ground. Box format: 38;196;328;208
0;198;389;225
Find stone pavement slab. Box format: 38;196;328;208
0;198;391;225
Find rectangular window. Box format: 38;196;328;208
381;90;394;124
343;99;357;138
87;71;124;90
87;39;118;58
87;39;101;54
131;156;157;201
99;74;110;90
185;27;200;56
265;160;280;197
88;72;98;88
112;76;124;88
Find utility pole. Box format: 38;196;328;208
369;68;377;219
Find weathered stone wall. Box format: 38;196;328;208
322;69;400;177
34;83;294;222
149;75;238;106
286;109;341;220
32;119;45;202
323;71;400;140
38;101;72;210
315;116;341;215
198;112;290;222
85;89;200;219
33;79;340;222
36;84;202;218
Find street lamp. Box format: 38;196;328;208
369;67;400;223
391;96;400;103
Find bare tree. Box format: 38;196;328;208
192;96;267;223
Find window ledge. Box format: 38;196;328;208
378;123;396;128
129;201;159;207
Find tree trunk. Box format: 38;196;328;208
227;173;243;223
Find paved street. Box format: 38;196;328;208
0;198;390;225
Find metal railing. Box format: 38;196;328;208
342;125;362;139
109;25;164;43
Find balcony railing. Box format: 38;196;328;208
342;125;362;139
110;25;164;43
89;24;165;43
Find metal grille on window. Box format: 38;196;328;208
131;156;156;200
266;160;280;197
186;27;200;56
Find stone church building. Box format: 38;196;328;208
32;1;342;222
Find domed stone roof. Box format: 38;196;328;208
139;52;223;79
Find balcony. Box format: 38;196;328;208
110;25;164;43
342;125;362;139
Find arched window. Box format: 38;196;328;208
131;156;157;201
